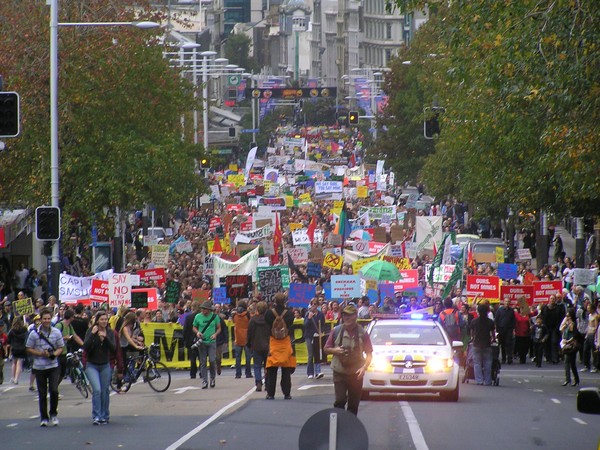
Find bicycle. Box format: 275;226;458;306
66;349;93;398
110;343;171;393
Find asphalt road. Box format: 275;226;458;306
1;364;599;450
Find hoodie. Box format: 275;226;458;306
247;315;270;353
232;310;250;346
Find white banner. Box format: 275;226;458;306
235;224;272;242
58;270;113;303
358;206;396;220
213;246;260;287
244;146;258;182
109;273;133;308
416;216;443;252
315;181;343;194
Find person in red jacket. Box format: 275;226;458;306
514;304;532;364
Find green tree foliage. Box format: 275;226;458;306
0;0;201;233
387;0;600;217
224;33;260;73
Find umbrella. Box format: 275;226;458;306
359;260;402;282
349;229;371;241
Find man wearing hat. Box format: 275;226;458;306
192;301;221;389
324;303;373;415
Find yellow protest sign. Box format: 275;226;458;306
264;180;273;192
365;279;377;291
228;164;238;172
351;256;379;274
285;195;294;208
332;200;344;215
496;246;504;263
207;240;223;254
299;192;312;203
13;298;34;316
288;222;303;232
227;174;245;187
323;252;343;270
357;185;368;198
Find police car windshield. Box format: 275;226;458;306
371;324;446;346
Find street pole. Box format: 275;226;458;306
295;30;299;82
251;74;256;144
537;209;548;269
575;217;585;268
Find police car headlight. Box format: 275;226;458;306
426;358;452;373
370;355;392;373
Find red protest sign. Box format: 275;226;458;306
466;275;500;301
90;279;108;302
137;268;166;286
532;280;562;305
500;284;534;307
393;269;420;292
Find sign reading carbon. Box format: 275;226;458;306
245;87;337;100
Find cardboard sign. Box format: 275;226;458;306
307;262;322;278
330;275;361;299
323;252;343;270
572;268;599;286
390;225;404;243
351;256;378;274
328;233;343;247
13;298;34;316
109;273;133;308
466;275;500;302
287;247;309;265
516;248;532;260
137;268;166;286
357;185;368;198
500;285;534;307
288;283;316;308
90;279;109;302
292;229;311;246
257;267;283;302
373;226;388;243
532;280;562;305
164;280;181;304
226;275;252;299
151;245;170;268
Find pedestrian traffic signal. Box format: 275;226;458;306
0;92;20;138
424;106;445;139
35;206;61;241
348;111;359;125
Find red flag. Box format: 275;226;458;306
466;245;475;271
273;213;282;253
0;227;5;248
349;152;356;168
307;214;317;244
212;234;223;253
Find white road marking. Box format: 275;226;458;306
572;418;587;425
551;398;561;404
533;389;543;393
298;384;334;390
29;415;38;419
165;386;256;450
172;386;201;395
400;401;429;450
7;423;18;428
1;387;16;393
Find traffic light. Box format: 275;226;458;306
200;157;209;168
0;92;20;138
228;127;236;137
35;206;61;241
348;111;359;125
424;106;445;139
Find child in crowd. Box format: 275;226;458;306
531;316;548;368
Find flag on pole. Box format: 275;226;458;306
244;146;258;182
271;213;282;265
441;246;464;299
307;214;317;244
429;232;456;288
302;139;308;170
212;234;223;253
334;202;352;242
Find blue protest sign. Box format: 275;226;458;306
212;287;230;304
378;284;395;302
497;263;518;280
323;282;332;300
367;289;378;303
307;262;322;278
288;283;316;308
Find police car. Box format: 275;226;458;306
362;314;461;401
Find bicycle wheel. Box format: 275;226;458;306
74;369;89;399
110;369;132;393
82;369;94;396
146;361;171;392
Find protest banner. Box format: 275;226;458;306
288;222;303;232
378;284;395;302
90;279;108;302
137;268;166;286
572;268;599;286
213;287;229;305
191;289;211;302
532;280;562;305
226;275;252;301
497;263;519;280
466;275;501;302
287;247;309;265
13;298;34;316
258;267;284;302
213;247;259;287
392;269;420;292
236;224;272;241
351;256;378;274
331;275;361;299
288;283;316;308
164;280;181;304
357;185;368;198
175;240;193;253
292;229;311;246
500;285;534;307
307;262;322;278
151;244;170;268
359;206;396;220
58;270;113;303
314;181;343;194
323;252;343;270
108;273;133;308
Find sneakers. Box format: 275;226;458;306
315;373;324;379
202;381;208;389
93;418;101;426
580;367;589;372
591;368;598;373
284;395;292;400
307;375;314;379
50;416;59;427
29;385;35;391
210;379;215;388
40;419;49;427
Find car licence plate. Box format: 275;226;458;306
399;374;419;381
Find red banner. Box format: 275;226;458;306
466;275;500;301
500;284;534;307
137;268;166;286
532;280;562;305
393;269;420;292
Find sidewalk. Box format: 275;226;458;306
551;226;576;261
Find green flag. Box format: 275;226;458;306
428;232;455;289
441;246;464;299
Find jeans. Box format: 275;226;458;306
332;370;364;416
34;366;61;420
85;362;112;421
472;346;493;385
198;342;216;383
305;335;322;376
252;350;268;384
235;345;252;377
564;352;579;384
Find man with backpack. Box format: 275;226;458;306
264;293;296;400
324;304;373;416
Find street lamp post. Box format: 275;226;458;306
49;0;158;294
